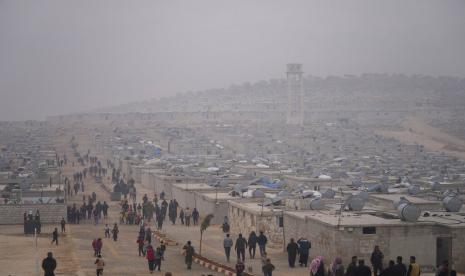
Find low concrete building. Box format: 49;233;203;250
192;192;235;224
284;210;465;273
171;183;228;211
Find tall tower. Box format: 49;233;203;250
286;63;304;125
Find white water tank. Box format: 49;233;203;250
322;189;336;198
443;195;462;212
252;189;265;198
358;191;370;201
347;197;365;211
308;198;324;210
407;185;421;195
397;203;421;222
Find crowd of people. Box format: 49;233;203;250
66;197;109;225
43;150;457;276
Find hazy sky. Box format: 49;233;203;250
1;0;465;120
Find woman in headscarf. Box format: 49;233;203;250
310;256;325;276
328;257;344;276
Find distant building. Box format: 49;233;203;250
286;63;304;126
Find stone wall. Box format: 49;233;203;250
193;193;228;225
0;203;66;224
228;203;284;248
451;228;465;272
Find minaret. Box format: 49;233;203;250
286;64;304;125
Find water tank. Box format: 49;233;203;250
277;190;291;197
431;182;441;191
308;198;324;210
322;189;336;198
233;184;248;195
397;203;421;222
252;189;265;198
347;197;365;211
368;183;389;193
358;191;370;201
443;195;462;212
407;185;421;195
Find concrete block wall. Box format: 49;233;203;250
451;228;465;272
228;204;283;248
284;213;339;261
0;204;66;225
193;193;228;225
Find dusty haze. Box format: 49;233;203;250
1;0;465;120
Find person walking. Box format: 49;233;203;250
393;256;407;276
328;257;345;276
104;224;110;238
137;235;145;257
235;233;247;262
262;258;275;276
248;231;258;259
51;228;58;246
436;260;449;276
257;231;267;257
92;239;98;256
380;260;395;276
286;238;299;267
346;256;358;276
192;208;200;225
95;254;105;276
297;237;311;267
160;241;166;259
179;208;185;225
95;238;103;256
111;223;119;241
145;227;152;244
310;256;325;276
370;245;384;276
235;260;245;276
154;247;163;272
60;217;66;233
224;233;233;262
42;252;57;276
355;259;372;276
184;207;192;227
183;241;195;270
146;244;155;274
407;256;420;276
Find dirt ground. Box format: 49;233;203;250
376;117;465;160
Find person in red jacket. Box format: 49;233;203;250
96;238;103;257
92;239;98;256
146;244;155;274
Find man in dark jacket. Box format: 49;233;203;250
183;241;195;269
380;260;396;276
346;256;358;276
355;260;372;276
286;238;299;267
235;233;247;262
371;245;384;276
235;260;245;276
297;237;311;267
247;231;258;259
42;252;57;276
51;228;58;246
393;256;407;276
192;208;200;226
257;231;268;257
